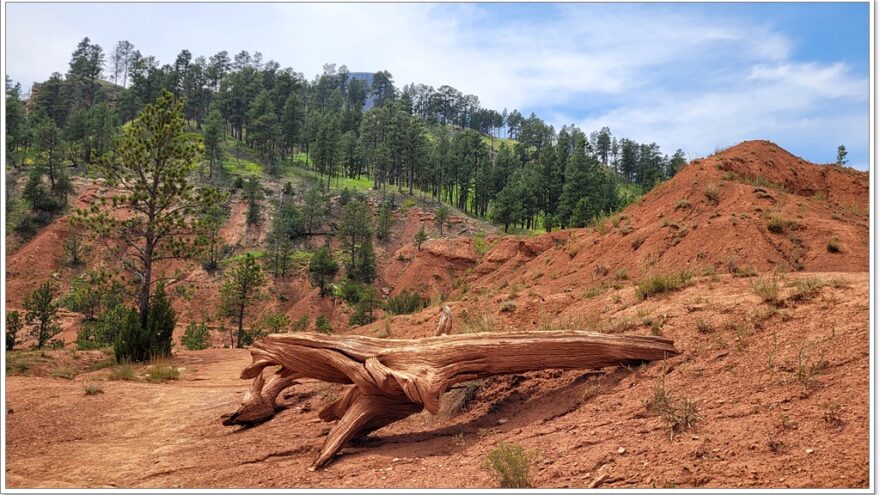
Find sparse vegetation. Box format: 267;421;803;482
108;364;137;381
751;276;781;305
484;441;535;489
703;185;720;205
442;380;483;417
146;362;180;383
648;371;701;439
635;271;693;300
181;322;211;350
83;383;104;395
696;318;715;334
788;278;827;303
826;236;842;253
500;301;516;313
766;216;798;234
316;315;333;334
385;290;428;315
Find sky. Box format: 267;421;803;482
5;2;871;169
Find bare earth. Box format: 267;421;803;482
6;272;868;489
5;141;869;488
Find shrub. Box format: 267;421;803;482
315;315;333;334
76;304;133;350
696;319;715;334
6;310;23;350
83;383;104;395
339;279;365;305
261;313;291;334
751;276;780;305
24;281;62;349
635;271;693;300
826;237;842;253
473;234;488;256
789;278;826;303
484;441;535;488
338;188;352;206
675;199;691;209
766;216;798;234
460;309;495;334
704;185;720;205
385;290;428;315
500;301;516;313
441;380;483;418
400;197;416;214
292;315;310;331
108;364;137;381
649;373;700;439
114;284;175;363
181;322;211;350
146;362;180;383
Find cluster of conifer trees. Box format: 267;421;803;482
6;37;688;233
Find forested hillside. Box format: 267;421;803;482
6;37;687;236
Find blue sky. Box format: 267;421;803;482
5;2;870;169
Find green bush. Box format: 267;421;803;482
261;313;291;333
339;279;365;305
751;276;780;305
181;322;211;350
484;441;535;488
315;315;332;334
292;315;310;331
146;363;180;383
385;290;428;315
114;285;176;363
108;364;137;381
76;304;133;350
6;310;23;350
635;271;693;300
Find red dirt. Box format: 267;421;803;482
4;140;870;488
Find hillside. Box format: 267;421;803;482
4;140;870;489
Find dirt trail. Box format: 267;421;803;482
5;272;869;489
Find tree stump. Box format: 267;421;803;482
222;331;678;469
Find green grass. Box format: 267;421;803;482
146;363;180;383
108;364;138;381
83;383;104;395
635;271;693;300
283;163;374;191
484;441;535;488
480;135;518;152
221;249;267;266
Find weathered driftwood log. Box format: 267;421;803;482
433;306;453;336
222;331;678;469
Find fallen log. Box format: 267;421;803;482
222;331;678;469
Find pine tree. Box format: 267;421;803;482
435;205;450;235
414;224;428;251
836;145;848;166
203;109;224;178
6;310;23;350
220;253;266;348
339;199;373;276
74;91;224;330
376;200;392;241
309;245;339;296
24;282;62;349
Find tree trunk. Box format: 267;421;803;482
223;331;678;469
